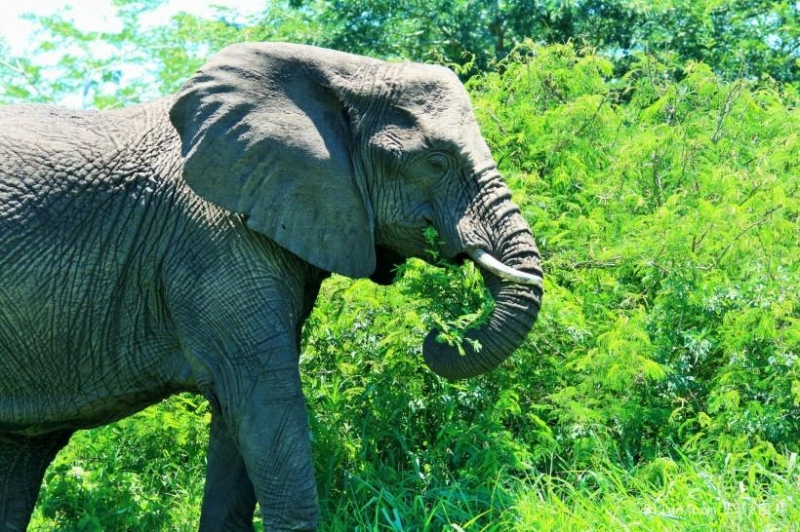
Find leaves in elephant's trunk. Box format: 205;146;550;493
397;258;494;354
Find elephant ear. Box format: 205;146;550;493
169;43;375;278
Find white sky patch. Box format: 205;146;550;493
0;0;267;107
1;2;120;53
0;0;265;54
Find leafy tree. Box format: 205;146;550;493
469;42;798;464
283;0;798;81
634;0;799;83
281;0;644;74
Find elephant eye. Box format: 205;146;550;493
426;153;451;176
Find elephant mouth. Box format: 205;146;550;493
444;252;469;266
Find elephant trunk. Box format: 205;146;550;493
422;190;543;380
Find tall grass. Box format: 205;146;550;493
322;459;800;532
515;456;800;532
33;419;799;532
314;453;800;531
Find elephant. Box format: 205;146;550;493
0;42;543;531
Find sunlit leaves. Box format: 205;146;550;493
467;41;798;465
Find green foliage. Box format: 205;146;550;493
634;0;799;84
31;395;210;531
468;41;798;464
300;267;548;529
286;0;799;82
293;40;798;520
514;455;800;531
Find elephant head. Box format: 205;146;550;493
169;42;543;380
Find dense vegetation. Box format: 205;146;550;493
1;1;797;530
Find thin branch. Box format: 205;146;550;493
571;92;611;139
711;81;744;145
557;257;623;270
712;204;783;267
0;59;46;100
551;92;611;155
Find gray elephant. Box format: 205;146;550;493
0;42;543;531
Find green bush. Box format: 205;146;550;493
33;396;209;531
468;42;798;465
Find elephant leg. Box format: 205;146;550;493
0;431;71;532
200;412;257;532
224;366;318;532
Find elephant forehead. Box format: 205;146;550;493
410;84;472;119
421;106;489;155
386;63;469;107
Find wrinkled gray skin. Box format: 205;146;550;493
0;43;542;531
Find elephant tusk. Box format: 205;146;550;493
467;248;544;288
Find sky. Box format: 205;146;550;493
0;0;268;107
0;0;266;54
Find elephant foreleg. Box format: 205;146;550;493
200;412;257;532
225;366;318;532
0;431;71;532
